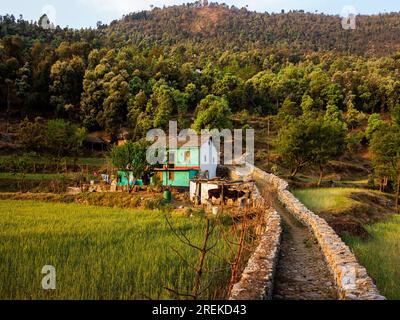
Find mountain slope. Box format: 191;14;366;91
106;4;400;56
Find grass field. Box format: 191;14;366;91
0;172;81;180
343;216;400;300
0;155;107;167
292;188;360;213
0;200;236;300
293;187;399;300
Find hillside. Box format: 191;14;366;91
108;4;400;56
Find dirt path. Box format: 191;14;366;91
256;180;338;300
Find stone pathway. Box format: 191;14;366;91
256;180;338;300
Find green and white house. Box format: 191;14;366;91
154;136;218;187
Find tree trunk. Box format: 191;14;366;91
317;165;324;187
290;166;299;177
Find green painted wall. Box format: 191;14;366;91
169;147;200;167
117;171;143;186
162;169;199;187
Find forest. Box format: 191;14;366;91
1;3;400;190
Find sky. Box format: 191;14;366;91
1;0;400;29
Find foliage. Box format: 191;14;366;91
345;100;366;129
277;119;314;177
110;140;149;180
193;95;232;131
346;131;365;153
366;114;385;140
2;7;400;137
369;124;400;190
277;107;346;181
17;118;86;158
17;117;47;152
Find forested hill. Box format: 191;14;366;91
2;2;400;139
108;3;400;56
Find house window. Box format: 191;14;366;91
185;151;190;162
169;171;175;181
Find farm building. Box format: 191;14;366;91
153;135;219;187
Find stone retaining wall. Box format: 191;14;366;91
245;164;385;300
229;205;282;300
228;169;282;300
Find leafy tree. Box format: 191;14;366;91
366;113;385;140
128;90;148;139
172;89;190;128
100;73;130;136
277;119;314;177
110;140;149;191
211;73;243;111
193;95;232;131
370;124;400;211
15;62;32;114
345;99;365;129
324;104;344;125
50;56;85;118
300;94;314;116
311;118;347;186
390;104;400;127
46;119;86;162
17;117;46;152
277;97;301;126
277;112;346;183
147;82;174;129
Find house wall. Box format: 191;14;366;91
162;169;198;187
117;171;143;186
172;147;200;168
200;183;219;203
200;140;218;178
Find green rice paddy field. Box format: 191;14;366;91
0;200;235;300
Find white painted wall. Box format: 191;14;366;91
200;183;219;204
189;181;197;202
200;138;218;179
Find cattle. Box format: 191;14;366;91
208;186;246;205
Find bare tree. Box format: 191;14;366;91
164;212;220;300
